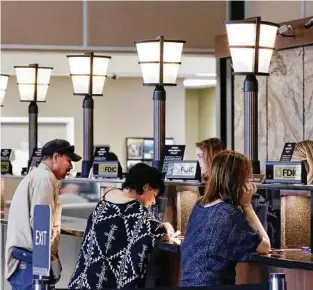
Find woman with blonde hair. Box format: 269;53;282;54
293;140;313;184
181;151;270;287
196;138;225;180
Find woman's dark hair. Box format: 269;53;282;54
122;163;164;195
198;150;252;207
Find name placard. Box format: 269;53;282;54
162;145;185;174
280;142;296;162
28;148;42;173
249;174;265;184
93;161;119;178
265;161;306;184
93;146;110;162
1;149;12;175
166;160;201;181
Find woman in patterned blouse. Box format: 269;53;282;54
181;151;271;287
68;163;172;289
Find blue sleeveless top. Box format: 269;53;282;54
180;202;262;287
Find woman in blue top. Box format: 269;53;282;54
180;151;271;287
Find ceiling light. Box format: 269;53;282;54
183;79;217;88
195;73;216;77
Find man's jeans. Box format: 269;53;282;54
8;248;53;290
9;248;33;290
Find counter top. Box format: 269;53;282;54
1;216;87;238
2;217;313;270
148;241;313;271
252;249;313;271
3;174;313;192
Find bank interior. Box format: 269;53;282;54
1;1;313;289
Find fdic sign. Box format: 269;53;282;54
274;165;301;180
93;161;119;178
166;161;201;181
266;161;306;184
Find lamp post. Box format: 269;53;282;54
0;74;9;107
67;52;111;177
135;36;185;171
225;17;278;173
14;64;53;160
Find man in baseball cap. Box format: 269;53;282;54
5;139;81;289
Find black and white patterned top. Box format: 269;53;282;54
68;198;166;289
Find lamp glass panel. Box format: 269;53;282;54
71;76;89;94
68;56;91;75
17;84;35;101
226;23;256;46
37;85;49;101
37;68;52;85
136;42;160;62
93;57;110;75
15;67;36;84
92;76;106;94
259;24;277;48
230;48;254;73
0;91;5;106
140;63;160;84
164;42;184;62
163;63;180;84
258;49;274;73
0;75;9;91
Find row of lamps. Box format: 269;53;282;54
0;16;278;175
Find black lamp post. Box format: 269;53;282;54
225;17;278;173
14;64;53;160
135;36;185;171
0;74;9;107
67;52;111;177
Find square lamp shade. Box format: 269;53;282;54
14;64;53;102
0;74;9;106
67;53;111;96
135;36;185;86
225;17;279;75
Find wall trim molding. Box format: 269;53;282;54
0;116;75;145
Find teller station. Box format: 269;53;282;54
1;159;313;289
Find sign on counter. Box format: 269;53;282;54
93;146;110;162
28;148;42;173
249;174;265;184
162;145;185;174
1;149;12;175
280;142;296;162
93;161;119;178
33;205;51;277
166;160;201;181
265;161;306;184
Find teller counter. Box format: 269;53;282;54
2;175;313;247
2;175;313;289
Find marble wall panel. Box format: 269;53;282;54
234;75;245;154
258;76;267;173
304;46;313;139
234;75;267;172
267;48;304;161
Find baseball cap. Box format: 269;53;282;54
41;139;82;162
